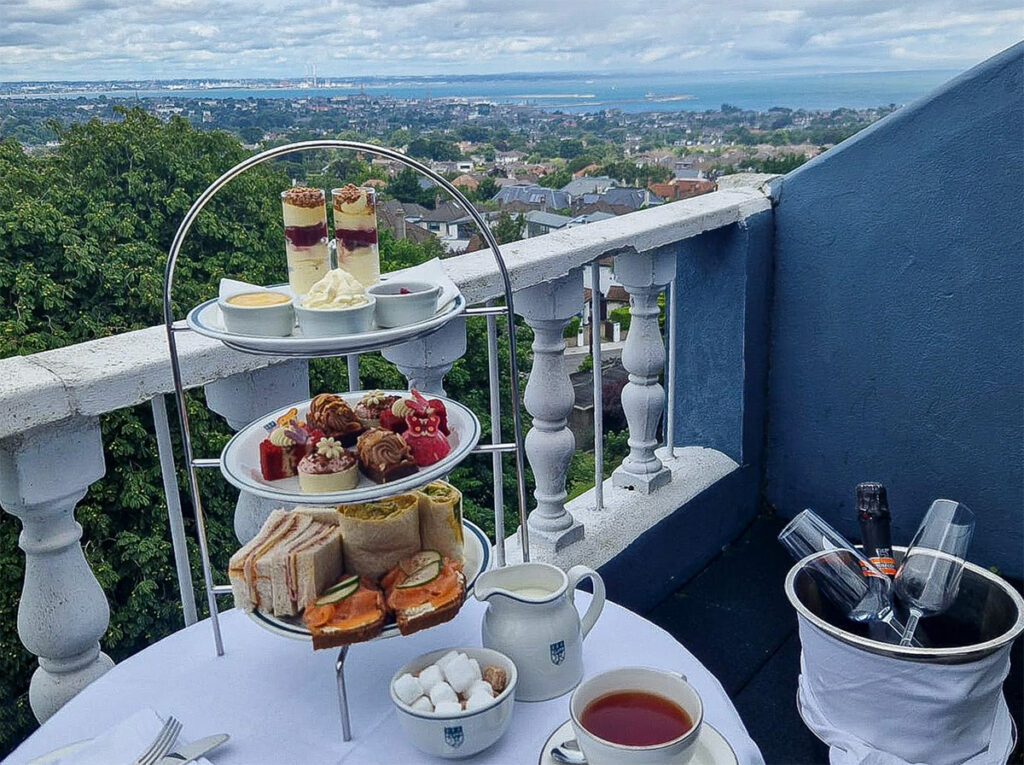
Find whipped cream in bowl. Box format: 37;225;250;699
295;268;376;337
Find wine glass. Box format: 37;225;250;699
893;499;975;646
779;509;911;642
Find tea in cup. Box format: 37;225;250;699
569;667;703;764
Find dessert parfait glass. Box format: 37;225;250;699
281;187;331;297
332;185;380;287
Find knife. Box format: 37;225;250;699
157;734;230;764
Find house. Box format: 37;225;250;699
649;178;717;202
560;175;616;202
451;174;479;192
524;210;571;238
492;184;570;211
376;199;435;244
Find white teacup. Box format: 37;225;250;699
569;667;704;765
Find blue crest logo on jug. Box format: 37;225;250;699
444;725;464;748
550;640;566;665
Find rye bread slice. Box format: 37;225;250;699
393;572;466;637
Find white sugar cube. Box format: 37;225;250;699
410;696;433;713
467;679;494;698
433;700;462;716
465;687;495;711
443;654;482;694
436;650;463;672
393;673;423;706
417;664;444;691
428;681;458;706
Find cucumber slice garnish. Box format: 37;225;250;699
400;550;442;574
315;579;359;605
396;561;441;589
321;575;358;596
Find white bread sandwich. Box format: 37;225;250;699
228;509;342;616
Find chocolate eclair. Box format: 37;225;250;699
356;428;419;484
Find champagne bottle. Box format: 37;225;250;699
857;482;896;578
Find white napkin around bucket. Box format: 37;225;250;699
40;709;214;765
378;258;460;312
795;616;1014;765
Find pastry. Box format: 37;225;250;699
306;393;363;446
379;397;410;433
297;437;358;493
335;493;421;580
354;390;399;429
258;414;322;481
355;428;418;484
402;390;451;467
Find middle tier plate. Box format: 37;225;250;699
220;390;482;505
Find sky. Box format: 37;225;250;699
1;0;1022;82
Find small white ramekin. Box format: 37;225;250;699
294;295;376;337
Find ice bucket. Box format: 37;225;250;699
785;547;1023;765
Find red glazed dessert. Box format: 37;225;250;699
401;390;451;467
259;418;323;481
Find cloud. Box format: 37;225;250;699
0;0;1021;80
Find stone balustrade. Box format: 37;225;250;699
0;177;775;721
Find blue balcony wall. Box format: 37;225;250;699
765;43;1024;577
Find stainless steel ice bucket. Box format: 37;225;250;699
785;547;1024;663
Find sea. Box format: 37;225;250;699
7;70;960;113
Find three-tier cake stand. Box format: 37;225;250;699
162;140;531;739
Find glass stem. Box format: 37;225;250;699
899;608;922;647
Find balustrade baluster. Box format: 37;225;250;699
515;271;585;550
0;416;115;722
382;317;467;396
612;249;674;493
204;359;309;543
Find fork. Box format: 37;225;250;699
132;716;182;765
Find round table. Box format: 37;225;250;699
8;596;764;764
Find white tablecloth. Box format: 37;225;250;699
6;596;764;765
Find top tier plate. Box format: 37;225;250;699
185;289;466;357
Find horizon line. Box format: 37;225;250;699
0;66;963;86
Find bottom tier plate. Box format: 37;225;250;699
246;519;490;642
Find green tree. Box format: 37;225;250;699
492;211;524;244
476;176;499;201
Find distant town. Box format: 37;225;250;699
0;78;897;254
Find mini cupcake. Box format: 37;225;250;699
379;396;414;433
306;393;364;446
298;437;359;493
354;390;400;429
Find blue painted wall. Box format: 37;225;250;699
765;44;1023;577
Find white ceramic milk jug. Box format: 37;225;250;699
474;562;605;701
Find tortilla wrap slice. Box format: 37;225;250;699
336;493;421;580
415;480;464;563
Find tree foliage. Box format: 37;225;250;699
0;109;533;756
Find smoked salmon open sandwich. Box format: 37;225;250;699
301;575;387;649
380;551;466;636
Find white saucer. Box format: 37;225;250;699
538;719;738;765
